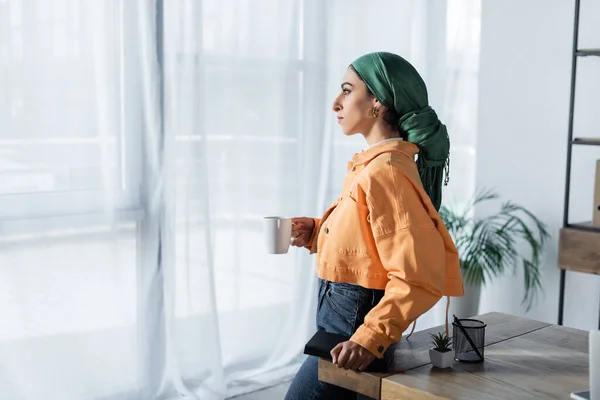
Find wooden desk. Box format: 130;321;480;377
318;312;589;399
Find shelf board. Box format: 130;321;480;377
576;49;600;57
572;137;600;146
566;221;600;233
559;224;600;274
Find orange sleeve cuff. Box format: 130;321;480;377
304;218;321;254
350;325;391;359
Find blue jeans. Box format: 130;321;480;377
284;279;385;400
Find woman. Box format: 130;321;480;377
284;52;464;400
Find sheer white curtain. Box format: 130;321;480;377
0;0;480;399
153;1;329;397
0;1;148;399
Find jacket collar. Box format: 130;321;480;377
351;140;419;167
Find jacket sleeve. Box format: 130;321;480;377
304;218;321;254
349;170;446;359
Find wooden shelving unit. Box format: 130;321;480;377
558;223;600;275
557;0;600;329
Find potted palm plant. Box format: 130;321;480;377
429;331;453;368
439;189;550;317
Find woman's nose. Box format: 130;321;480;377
332;95;342;112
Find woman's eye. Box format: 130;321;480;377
342;89;351;95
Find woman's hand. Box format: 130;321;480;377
331;341;376;371
290;217;315;247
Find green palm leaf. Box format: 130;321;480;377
440;189;549;311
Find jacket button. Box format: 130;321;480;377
377;345;384;353
324;228;329;234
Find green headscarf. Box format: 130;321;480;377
351;52;450;211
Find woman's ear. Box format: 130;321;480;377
373;99;387;112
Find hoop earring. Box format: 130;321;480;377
372;108;380;118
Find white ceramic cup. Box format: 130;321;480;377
263;216;292;254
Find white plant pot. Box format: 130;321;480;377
429;348;454;369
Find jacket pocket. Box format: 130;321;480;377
327;197;371;257
325;285;360;322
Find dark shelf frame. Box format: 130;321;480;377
575;49;600;56
572;138;600;146
558;0;600;330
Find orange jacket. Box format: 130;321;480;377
305;140;464;358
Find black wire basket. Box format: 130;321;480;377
452;318;486;363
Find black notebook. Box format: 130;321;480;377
303;330;392;373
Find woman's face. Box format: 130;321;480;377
332;67;378;136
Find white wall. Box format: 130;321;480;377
476;0;600;330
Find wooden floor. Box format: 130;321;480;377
229;381;291;400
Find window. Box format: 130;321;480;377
164;0;310;226
0;0;141;225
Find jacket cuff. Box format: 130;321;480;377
350;325;391;359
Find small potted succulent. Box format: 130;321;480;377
429;332;454;368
